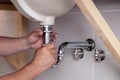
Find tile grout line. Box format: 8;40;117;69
67;9;120;15
100;9;120;13
92;29;95;80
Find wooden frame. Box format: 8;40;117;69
0;4;16;10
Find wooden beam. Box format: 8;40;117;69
74;0;120;64
0;4;16;10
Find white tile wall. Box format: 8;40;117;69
94;54;120;80
95;0;120;12
0;57;14;76
0;0;120;80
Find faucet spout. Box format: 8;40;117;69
56;39;95;65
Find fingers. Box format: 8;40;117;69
45;44;55;49
48;45;57;64
47;44;57;60
51;49;58;61
33;28;57;41
31;28;57;45
44;44;57;54
32;28;43;37
50;31;58;43
35;43;58;68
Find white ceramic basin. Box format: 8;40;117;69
11;0;75;25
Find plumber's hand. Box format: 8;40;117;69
32;44;57;71
26;28;57;49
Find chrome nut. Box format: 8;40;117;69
94;49;105;62
73;48;84;60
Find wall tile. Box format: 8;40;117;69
94;10;120;80
95;0;120;12
54;14;93;46
0;57;15;76
69;0;120;14
94;54;120;80
69;0;96;14
94;11;120;54
101;11;120;40
69;5;81;14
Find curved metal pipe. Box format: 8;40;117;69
56;39;95;65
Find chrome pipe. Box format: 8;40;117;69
56;39;95;65
42;25;52;44
65;42;90;49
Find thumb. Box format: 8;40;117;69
45;44;55;49
33;30;43;37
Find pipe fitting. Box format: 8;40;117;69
73;48;84;60
55;39;95;65
42;25;52;44
94;49;105;62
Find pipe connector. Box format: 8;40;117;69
42;25;52;44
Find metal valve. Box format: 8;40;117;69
94;49;105;62
73;48;84;60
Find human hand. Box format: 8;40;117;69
26;28;57;49
32;44;57;71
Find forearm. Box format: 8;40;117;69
0;44;57;80
0;36;30;56
0;62;44;80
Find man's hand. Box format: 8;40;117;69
26;28;57;49
32;44;57;71
0;44;57;80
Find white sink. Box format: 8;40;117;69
11;0;75;25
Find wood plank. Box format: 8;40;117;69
74;0;120;64
0;0;12;4
0;4;16;10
